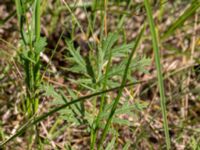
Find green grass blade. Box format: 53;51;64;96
34;0;41;41
62;0;85;36
144;0;171;149
15;0;27;44
97;26;145;150
0;10;16;26
15;0;22;25
162;1;200;40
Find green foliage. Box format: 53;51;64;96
0;79;144;147
97;27;145;150
36;28;150;149
42;83;147;128
64;33;150;90
98;101;147;126
42;84;85;125
15;0;46;118
4;0;197;149
34;37;47;54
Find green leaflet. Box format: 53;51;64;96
34;37;47;54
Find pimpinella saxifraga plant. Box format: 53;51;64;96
15;0;46;117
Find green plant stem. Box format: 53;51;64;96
144;0;171;149
15;0;43;147
34;0;41;42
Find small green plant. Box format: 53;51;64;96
58;27;149;148
2;0;199;149
14;0;46;147
15;0;46;117
1;1;150;148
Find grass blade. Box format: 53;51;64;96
162;1;200;40
15;0;27;44
144;0;171;149
34;0;41;41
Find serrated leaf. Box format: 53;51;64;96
105;42;134;59
66;88;83;117
66;65;87;74
41;84;64;105
45;88;85;125
85;111;95;126
112;117;130;126
85;56;96;83
99;101;147;121
34;37;47;54
20;50;36;63
68;78;96;91
65;40;86;70
102;32;118;53
99;57;150;82
97;32;119;79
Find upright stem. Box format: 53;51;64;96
144;0;171;149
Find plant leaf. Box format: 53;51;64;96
34;37;47;54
